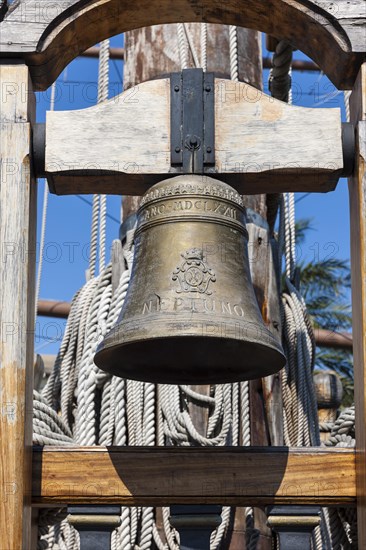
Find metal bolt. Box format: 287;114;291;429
174;85;180;92
175;146;181;153
190;136;198;147
205;85;211;92
206;146;212;153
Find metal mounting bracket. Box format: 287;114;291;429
170;68;215;174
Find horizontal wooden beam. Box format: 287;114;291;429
37;299;71;319
81;46;125;60
44;77;345;196
32;446;355;507
313;328;353;350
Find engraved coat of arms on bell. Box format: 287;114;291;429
172;248;216;295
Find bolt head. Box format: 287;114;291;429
205;85;211;92
190;137;198;146
206;146;212;153
175;146;181;153
174;85;180;92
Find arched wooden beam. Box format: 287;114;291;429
0;0;365;90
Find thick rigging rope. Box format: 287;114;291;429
200;23;208;72
344;91;351;123
229;26;239;82
89;39;110;279
268;40;292;103
97;39;109;273
177;24;189;70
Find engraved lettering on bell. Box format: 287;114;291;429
172;248;216;295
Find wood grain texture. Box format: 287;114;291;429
44;78;344;196
0;64;36;550
32;446;356;506
0;0;364;90
349;62;366;549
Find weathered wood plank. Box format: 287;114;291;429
0;64;36;550
32;446;356;507
44;78;344;196
349;61;366;550
0;0;364;89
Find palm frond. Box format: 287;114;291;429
295;218;314;245
283;218;353;407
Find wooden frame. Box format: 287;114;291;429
32;447;355;507
1;1;366;548
0;0;365;90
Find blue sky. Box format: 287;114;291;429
34;32;351;354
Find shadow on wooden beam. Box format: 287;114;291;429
32;446;355;507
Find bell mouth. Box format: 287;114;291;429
94;335;286;385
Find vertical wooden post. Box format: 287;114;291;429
349;62;366;549
0;63;36;550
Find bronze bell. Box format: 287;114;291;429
94;175;286;384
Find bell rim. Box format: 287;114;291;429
95;329;286;384
94;333;286;384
